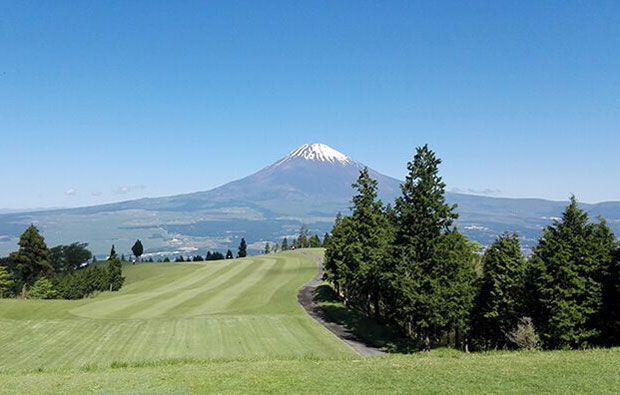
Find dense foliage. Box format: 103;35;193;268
325;145;620;351
0;227;126;299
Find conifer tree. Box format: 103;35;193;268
9;225;53;296
530;196;615;349
106;256;124;291
273;242;279;253
264;242;271;254
471;233;528;349
225;249;234;259
601;248;620;345
309;234;321;248
281;238;289;251
298;225;309;248
344;167;393;317
0;265;14;298
391;145;473;349
238;238;247;258
322;233;330;248
109;244;117;259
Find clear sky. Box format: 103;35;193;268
1;0;619;208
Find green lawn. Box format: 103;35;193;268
0;251;354;373
1;250;619;394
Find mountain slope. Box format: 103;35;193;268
0;143;619;256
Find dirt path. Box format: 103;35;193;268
298;251;386;357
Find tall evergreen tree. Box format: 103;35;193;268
63;242;92;272
237;238;247;258
264;242;271;254
281;238;289;251
109;244;117;259
9;225;53;296
391;145;473;349
471;233;528;350
322;233;330;248
309;234;321;248
225;249;234;259
298;225;309;248
106;256;124;291
530;196;615;349
344;167;393;317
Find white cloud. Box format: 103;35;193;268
113;185;146;195
65;188;77;196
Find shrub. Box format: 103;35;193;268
506;317;541;351
28;277;58;299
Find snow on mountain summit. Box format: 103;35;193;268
274;143;354;166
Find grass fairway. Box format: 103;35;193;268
0;251;354;373
1;250;620;394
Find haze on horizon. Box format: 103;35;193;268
1;1;619;209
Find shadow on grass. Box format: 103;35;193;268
313;284;419;353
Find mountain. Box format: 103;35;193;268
1;143;619;257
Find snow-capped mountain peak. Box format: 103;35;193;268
274;143;354;166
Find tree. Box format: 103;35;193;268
264;242;271;254
131;239;144;261
281;238;289;251
238;238;247;258
471;233;528;350
391;145;473;349
27;277;57;299
529;196;615;349
601;248;620;345
9;225;53;296
322;233;330;247
109;245;117;259
298;225;309;248
340;167;393;318
309;234;321;248
106;256;124;291
163;257;171;262
0;265;14;298
63;242;92;272
49;245;66;273
273;242;279;253
226;249;234;259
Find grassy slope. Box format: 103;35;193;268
2;250;620;393
0;251;354;372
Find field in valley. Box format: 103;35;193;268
1;250;619;394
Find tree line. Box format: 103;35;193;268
0;226;125;299
324;145;620;351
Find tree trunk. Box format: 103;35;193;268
21;283;27;299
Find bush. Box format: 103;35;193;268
506;317;541;351
28;277;58;299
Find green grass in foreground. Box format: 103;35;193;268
0;251;354;373
1;348;619;394
2;250;620;393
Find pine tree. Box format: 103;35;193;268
264;242;271;254
530;196;615;349
298;225;309;248
9;225;53;296
106;256;124;291
343;167;393;317
0;265;14;298
281;238;289;251
226;249;234;259
471;233;528;350
109;244;117;259
273;242;279;253
324;213;353;297
391;145;472;349
27;276;57;299
322;233;330;247
238;238;247;258
309;234;321;248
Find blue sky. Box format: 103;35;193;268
1;0;619;208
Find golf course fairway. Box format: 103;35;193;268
0;250;354;373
